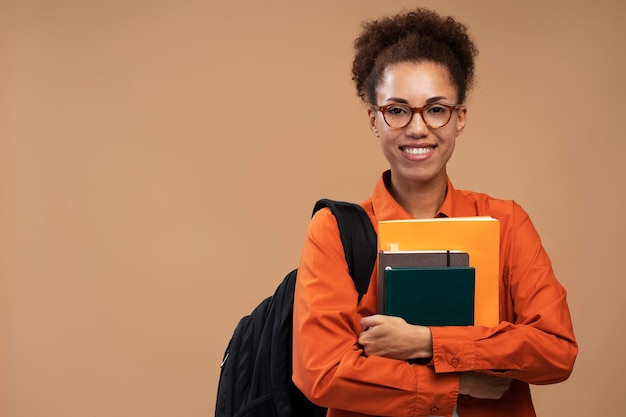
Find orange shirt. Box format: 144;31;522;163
292;171;577;417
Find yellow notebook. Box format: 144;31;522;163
378;217;500;327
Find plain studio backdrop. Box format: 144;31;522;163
1;0;624;415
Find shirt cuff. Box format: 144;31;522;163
429;326;482;373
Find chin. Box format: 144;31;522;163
394;168;446;186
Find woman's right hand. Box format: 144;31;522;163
359;314;433;360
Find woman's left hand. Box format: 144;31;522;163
358;314;433;360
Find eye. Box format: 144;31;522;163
426;104;449;115
385;105;410;116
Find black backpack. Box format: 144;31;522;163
215;199;377;417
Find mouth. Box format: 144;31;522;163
400;145;436;155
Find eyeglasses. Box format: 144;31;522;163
374;102;461;129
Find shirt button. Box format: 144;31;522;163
429;407;438;414
450;358;459;367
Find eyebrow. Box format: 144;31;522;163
385;96;449;104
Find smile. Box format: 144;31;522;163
401;146;434;155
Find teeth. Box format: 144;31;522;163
403;147;433;155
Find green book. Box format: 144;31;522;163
377;250;470;314
383;266;475;326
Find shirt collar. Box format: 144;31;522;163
371;170;477;221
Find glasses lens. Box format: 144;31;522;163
382;104;412;129
423;104;452;128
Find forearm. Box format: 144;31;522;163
293;342;459;417
293;286;460;415
430;317;577;384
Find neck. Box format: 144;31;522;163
388;175;448;219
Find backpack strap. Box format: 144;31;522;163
312;199;377;303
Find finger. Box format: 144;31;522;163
360;314;383;330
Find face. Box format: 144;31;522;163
368;61;467;190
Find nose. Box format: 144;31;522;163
404;111;429;138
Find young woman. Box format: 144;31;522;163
292;8;577;417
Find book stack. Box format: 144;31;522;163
378;217;500;327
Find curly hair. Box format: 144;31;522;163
352;8;478;104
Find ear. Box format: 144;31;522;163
455;105;467;137
368;108;379;137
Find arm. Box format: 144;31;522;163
292;209;459;417
429;203;578;384
358;314;512;400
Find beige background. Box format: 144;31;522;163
1;0;625;415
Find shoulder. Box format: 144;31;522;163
307;206;343;255
454;188;530;227
453;189;547;260
311;199;376;228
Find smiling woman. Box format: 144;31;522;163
292;7;577;417
5;1;623;416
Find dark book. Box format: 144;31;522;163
383;266;475;326
377;250;469;314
